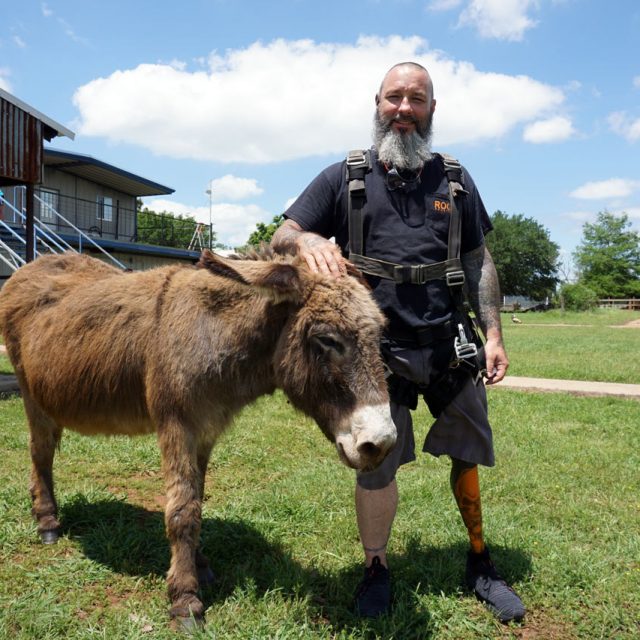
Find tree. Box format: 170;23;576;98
485;210;560;299
136;205;216;249
246;214;284;247
559;282;599;311
573;211;640;298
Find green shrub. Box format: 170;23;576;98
560;282;599;311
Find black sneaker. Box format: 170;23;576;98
354;556;391;618
465;547;526;623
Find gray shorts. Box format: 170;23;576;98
357;344;495;491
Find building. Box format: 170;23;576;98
1;88;202;278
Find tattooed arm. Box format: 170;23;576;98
461;244;509;384
271;218;346;278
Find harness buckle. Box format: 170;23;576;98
446;270;465;287
411;264;427;284
346;150;368;167
454;323;478;361
392;264;430;284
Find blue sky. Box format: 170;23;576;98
2;1;639;262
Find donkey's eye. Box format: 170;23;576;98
311;334;346;356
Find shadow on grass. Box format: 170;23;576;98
60;496;532;639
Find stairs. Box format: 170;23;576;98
0;189;127;278
0;224;27;279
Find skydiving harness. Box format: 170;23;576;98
345;149;485;415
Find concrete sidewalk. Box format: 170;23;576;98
490;376;640;399
1;371;639;399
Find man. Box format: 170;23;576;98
271;62;525;623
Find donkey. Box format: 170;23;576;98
0;249;396;627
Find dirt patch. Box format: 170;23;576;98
510;323;588;327
497;609;578;640
613;318;640;328
107;473;166;512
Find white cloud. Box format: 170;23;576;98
523;116;575;143
72;36;564;164
457;0;539;41
569;178;640;200
144;198;272;247
41;4;88;45
284;197;298;212
208;175;263;201
57;18;88;45
0;67;12;92
12;35;26;49
633;76;640;89
608;111;640;142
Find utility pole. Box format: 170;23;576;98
205;181;213;249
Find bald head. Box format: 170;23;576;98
378;62;434;103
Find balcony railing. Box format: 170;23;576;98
1;187;209;250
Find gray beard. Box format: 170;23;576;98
373;111;433;171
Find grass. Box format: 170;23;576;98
0;384;639;639
0;354;13;375
505;308;640;327
2;309;639;383
502;309;640;383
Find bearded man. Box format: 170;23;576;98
271;62;525;624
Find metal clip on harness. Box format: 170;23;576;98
453;322;478;361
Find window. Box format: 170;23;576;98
96;196;113;222
38;188;59;222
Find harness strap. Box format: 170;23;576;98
349;253;464;285
441;153;467;263
346;150;467;288
346;149;370;258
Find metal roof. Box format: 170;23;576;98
0;88;75;141
44;148;174;197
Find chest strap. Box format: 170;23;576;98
346;150;467;287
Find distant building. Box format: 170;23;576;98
1;88;200;277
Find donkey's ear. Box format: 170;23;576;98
196;249;248;285
198;250;304;303
252;262;304;303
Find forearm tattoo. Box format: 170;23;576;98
461;244;502;337
272;221;330;256
271;223;303;254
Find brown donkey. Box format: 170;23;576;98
0;249;396;628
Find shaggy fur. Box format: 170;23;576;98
0;249;395;624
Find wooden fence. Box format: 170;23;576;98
598;298;640;310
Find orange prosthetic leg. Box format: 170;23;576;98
450;459;485;553
451;458;526;623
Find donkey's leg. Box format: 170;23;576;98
158;418;205;626
23;390;63;544
195;439;215;587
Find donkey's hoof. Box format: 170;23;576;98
172;614;204;634
40;529;60;545
197;566;216;588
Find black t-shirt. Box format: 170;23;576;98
285;150;492;331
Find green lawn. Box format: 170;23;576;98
502;309;640;383
0;387;638;639
505;308;640;327
0;354;13;375
2;309;640;383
